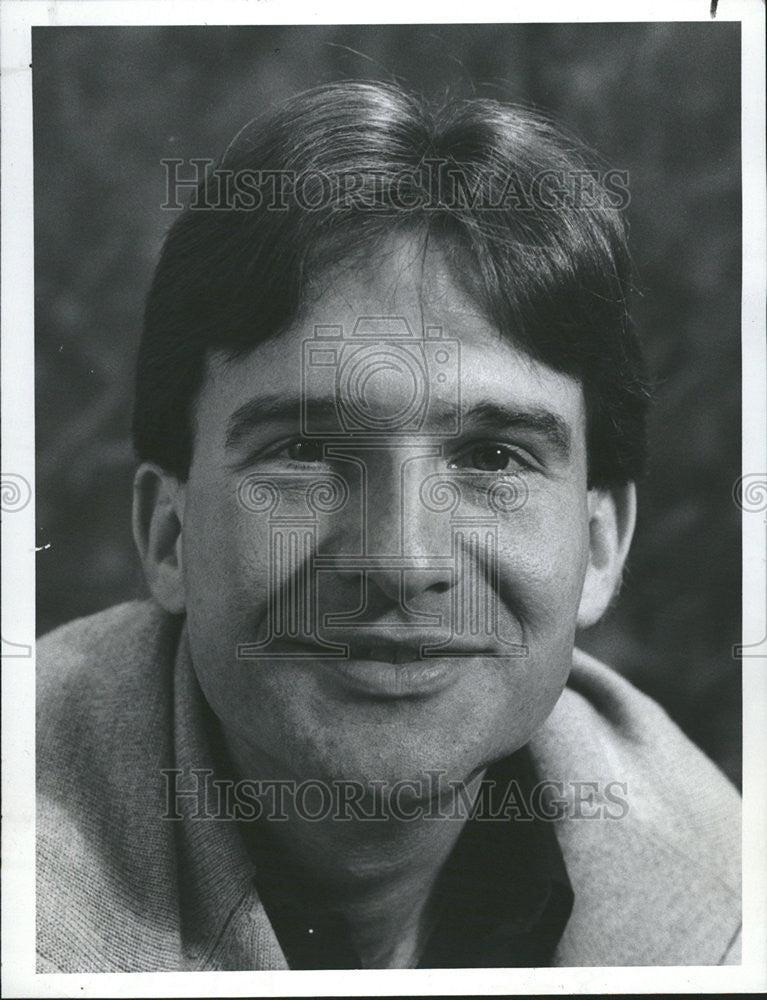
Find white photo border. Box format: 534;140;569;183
2;0;765;996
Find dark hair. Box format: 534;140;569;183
134;81;649;487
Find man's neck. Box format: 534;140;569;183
225;733;483;968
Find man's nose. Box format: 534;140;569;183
362;450;453;602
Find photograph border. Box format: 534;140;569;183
2;1;765;996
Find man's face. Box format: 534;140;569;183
179;236;593;791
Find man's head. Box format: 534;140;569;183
132;81;647;793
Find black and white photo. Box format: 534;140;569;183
2;5;765;996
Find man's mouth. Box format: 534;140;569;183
348;643;418;665
239;631;505;697
258;632;498;663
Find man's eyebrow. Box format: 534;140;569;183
225;394;329;449
462;401;572;457
225;394;572;457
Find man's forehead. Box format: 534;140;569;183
199;231;586;440
201;328;586;449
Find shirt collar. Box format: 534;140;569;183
421;750;573;968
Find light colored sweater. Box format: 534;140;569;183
36;601;741;971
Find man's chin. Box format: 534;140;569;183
273;756;489;822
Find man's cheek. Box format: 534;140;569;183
184;506;269;620
496;515;589;630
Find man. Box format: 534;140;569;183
37;81;741;971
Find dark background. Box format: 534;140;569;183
33;23;742;785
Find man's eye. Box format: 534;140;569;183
285;440;325;463
449;444;525;472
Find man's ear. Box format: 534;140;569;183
577;483;637;629
132;462;187;615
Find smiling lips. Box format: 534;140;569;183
341;638;493;664
252;633;503;698
266;632;498;662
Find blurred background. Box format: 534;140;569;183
33;23;742;784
